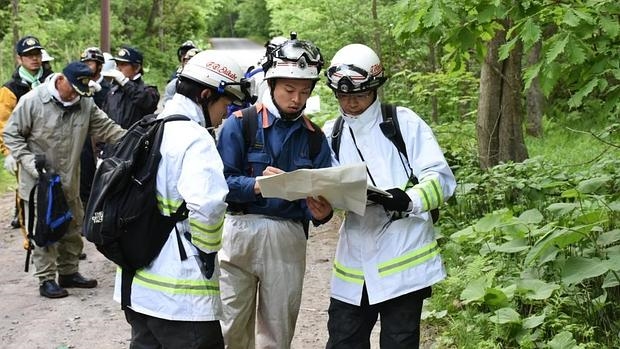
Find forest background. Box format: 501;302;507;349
0;0;619;348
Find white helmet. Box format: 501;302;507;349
180;50;250;106
41;49;54;62
264;35;323;81
102;52;116;74
265;36;288;55
326;44;387;93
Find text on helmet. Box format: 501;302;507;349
206;61;238;81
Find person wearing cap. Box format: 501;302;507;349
162;47;201;106
115;50;251;349
101;45;159;132
78;47;112;211
168;40;197;81
0;36;54;233
3;61;126;299
216;33;333;348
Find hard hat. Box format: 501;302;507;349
263;34;323;81
41;49;54;62
180;50;250;106
80;47;105;64
326;44;387;93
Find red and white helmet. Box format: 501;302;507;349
264;34;323;81
326;44;387;93
180;50;250;106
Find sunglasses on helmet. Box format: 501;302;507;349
272;41;323;65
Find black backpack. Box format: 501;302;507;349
25;154;73;272
330;103;439;223
84;114;190;307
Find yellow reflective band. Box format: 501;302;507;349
377;241;440;277
429;178;443;207
413;177;443;211
157;195;184;216
414;187;431;211
133;269;220;296
333;260;364;285
189;215;224;251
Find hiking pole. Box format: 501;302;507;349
24;239;33;272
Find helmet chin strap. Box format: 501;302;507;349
198;94;216;138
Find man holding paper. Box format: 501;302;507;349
322;44;457;349
216;34;333;348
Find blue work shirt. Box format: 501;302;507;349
217;105;332;222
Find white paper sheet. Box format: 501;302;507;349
256;163;368;216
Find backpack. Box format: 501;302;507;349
330;103;439;223
83;114;190;272
24;154;73;272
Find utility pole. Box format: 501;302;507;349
101;0;110;52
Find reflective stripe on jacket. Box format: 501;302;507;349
322;99;457;305
114;93;228;321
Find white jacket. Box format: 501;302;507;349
114;93;229;321
322;99;457;305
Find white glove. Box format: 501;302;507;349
88;80;102;93
3;154;17;176
101;69;128;86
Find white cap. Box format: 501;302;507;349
102;52;116;73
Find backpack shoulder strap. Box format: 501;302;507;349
302;117;324;160
240;105;259;150
330;116;345;161
380;103;407;159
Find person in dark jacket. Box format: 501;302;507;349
79;47;112;209
100;45;159;157
0;35;53;231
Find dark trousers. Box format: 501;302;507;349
326;285;431;349
124;308;224;349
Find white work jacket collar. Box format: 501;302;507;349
159;93;206;127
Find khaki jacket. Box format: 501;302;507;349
3;76;126;211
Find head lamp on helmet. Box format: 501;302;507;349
264;33;324;81
80;47;105;64
326;44;387;93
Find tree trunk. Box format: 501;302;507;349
525;41;544;137
428;38;438;124
477;30;503;169
498;38;528;163
477;22;528;169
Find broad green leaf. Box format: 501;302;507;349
600;15;620;37
568;78;599;109
499;36;518;61
546;202;578;216
522;313;545;329
610;201;620;212
561;257;608;285
489;307;520;324
475;211;509;232
576;176;610;194
525;228;584;266
492;239;529;253
560;189;581;199
562;9;581;27
520;18;541;50
517;279;559;300
460;276;487;304
565;41;586;65
547;331;579;349
450;226;475;241
483;288;508;307
518;209;543;225
602;271;620;288
523;62;542;90
423;1;442;28
545;33;569;64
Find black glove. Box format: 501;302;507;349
368;188;411;212
197;251;217;279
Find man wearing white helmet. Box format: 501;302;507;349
216;33;334;348
114;50;251;348
322;44;456;349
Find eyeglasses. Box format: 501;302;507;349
335;90;374;102
272;41;323;65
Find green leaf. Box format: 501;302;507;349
424;1;442;28
460;276;487;304
517;279;560;300
546;202;578;216
602;271;620;288
576;176;610;194
545;33;569;64
568;78;599;109
599;15;620;37
483;288;508;307
499;36;519;61
523;62;542;90
522;313;545;329
520;18;541;50
518;209;543;224
450;226;476;241
561;257;609;285
489;307;520;324
491;238;529;253
475;211;509;233
547;331;579;349
562;9;581;27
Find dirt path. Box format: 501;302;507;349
0;191;385;348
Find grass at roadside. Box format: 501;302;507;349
0;156;17;194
